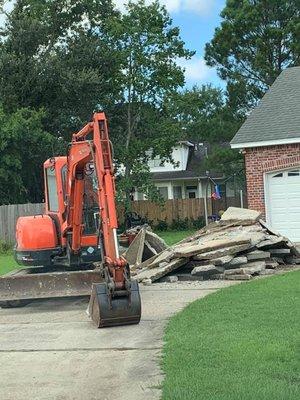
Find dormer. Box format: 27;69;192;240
148;141;194;172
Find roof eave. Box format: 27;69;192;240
231;137;300;149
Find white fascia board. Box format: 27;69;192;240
231;137;300;149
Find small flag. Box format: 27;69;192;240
211;185;221;200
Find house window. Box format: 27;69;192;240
158;187;168;200
186;185;197;199
288;170;300;177
272;173;283;178
173;186;182;199
136;191;144;200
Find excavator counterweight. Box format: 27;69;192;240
0;112;142;328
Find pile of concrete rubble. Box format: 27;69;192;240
125;207;300;284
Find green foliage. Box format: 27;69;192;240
204;145;245;184
0;240;13;254
162;271;300;399
0;106;61;204
107;0;194;206
155;216;205;232
205;0;300;106
155;219;169;231
170;218;190;231
0;0;121;137
168;85;243;144
191;216;205;230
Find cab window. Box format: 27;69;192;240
46;168;59;212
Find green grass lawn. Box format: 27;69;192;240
157;230;195;246
0;252;19;276
162;270;300;400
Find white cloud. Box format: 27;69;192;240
182;0;215;15
177;56;212;83
113;0;216;15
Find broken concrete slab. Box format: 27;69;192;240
145;230;167;253
224;256;248;268
256;236;287;249
211;255;234;266
136;258;187;283
173;238;251;258
265;260;279;269
259;219;282;237
125;228;146;265
285;257;300;265
142;278;152;286
165;275;179;283
221;207;262;222
146;249;174;269
191;265;224;277
193;243;252;261
246;250;270;261
269;248;291;255
125;228;168;267
224;261;266;276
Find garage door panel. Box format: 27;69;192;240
266;169;300;242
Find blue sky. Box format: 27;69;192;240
171;1;226;88
114;0;226;87
1;0;226;87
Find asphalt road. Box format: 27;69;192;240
0;280;236;400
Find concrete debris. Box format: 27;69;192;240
191;265;224;277
165;275;179;283
221;207;262;222
225;256;248;268
125;227;167;267
246;250;270;261
131;208;299;283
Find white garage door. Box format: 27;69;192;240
266;168;300;242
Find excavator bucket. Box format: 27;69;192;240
88;280;141;328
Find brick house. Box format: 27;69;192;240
231;67;300;242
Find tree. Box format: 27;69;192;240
167;85;242;144
107;0;194;206
0;0;121;137
167;85;245;180
0;106;60;204
205;0;300;106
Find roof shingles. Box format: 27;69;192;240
231;67;300;147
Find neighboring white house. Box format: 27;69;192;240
133;141;231;201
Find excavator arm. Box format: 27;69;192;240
64;113;141;327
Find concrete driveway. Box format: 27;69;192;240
0;280;235;400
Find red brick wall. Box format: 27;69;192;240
244;144;300;217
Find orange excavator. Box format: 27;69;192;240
0;112;141;328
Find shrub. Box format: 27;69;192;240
0;240;13;254
191;216;205;230
170;218;190;231
155;219;169;231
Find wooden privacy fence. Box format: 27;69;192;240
126;196;247;225
0;195;247;242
